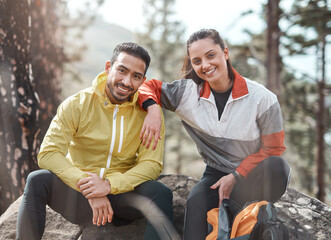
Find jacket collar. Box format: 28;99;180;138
200;68;249;100
92;71;139;107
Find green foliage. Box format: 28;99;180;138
291;0;331;32
281;0;331;199
282;34;319;55
283;0;331;55
136;0;185;82
282;71;316;192
229;31;267;85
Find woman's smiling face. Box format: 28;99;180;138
188;38;230;91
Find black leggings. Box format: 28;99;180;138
183;156;291;240
16;169;173;240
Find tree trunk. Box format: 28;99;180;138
0;0;63;214
266;0;281;98
30;0;63;136
0;0;40;214
315;32;326;202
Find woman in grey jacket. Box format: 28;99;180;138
138;29;291;240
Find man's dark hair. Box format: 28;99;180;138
110;42;151;75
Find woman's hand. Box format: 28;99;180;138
140;104;162;150
210;173;237;206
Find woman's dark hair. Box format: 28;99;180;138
111;42;151;76
180;29;235;85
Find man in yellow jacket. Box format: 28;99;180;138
16;42;173;240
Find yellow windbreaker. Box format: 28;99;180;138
38;72;165;194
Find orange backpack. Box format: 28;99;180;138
206;199;289;240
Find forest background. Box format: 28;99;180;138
0;0;330;216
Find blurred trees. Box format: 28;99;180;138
61;0;105;98
137;0;184;82
230;0;330;202
137;0;202;175
282;0;331;202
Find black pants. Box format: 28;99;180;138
183;156;291;240
16;169;174;240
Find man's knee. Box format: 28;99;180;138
24;169;53;195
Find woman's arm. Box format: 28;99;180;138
236;99;286;177
140;104;163;150
236;130;286;177
138;79;163;106
138;78;188;149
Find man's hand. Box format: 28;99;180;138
210;173;237;206
140;104;162;150
76;172;111;198
88;197;113;226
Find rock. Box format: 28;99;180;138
80;175;195;239
0;196;82;240
1;174;331;240
275;187;331;240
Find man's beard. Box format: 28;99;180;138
109;83;136;103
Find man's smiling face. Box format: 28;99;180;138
105;52;146;104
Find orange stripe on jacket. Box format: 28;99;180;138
200;68;249;100
138;79;163;108
232;68;249;99
236;130;286;177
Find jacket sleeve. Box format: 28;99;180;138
138;79;163;107
236;97;286;177
138;79;188;112
105;107;166;195
37;96;89;191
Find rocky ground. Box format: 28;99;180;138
1;174;330;239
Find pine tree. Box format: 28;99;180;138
266;0;282;98
137;0;185;81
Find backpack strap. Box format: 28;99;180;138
230;201;268;239
266;202;278;221
218;199;241;240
